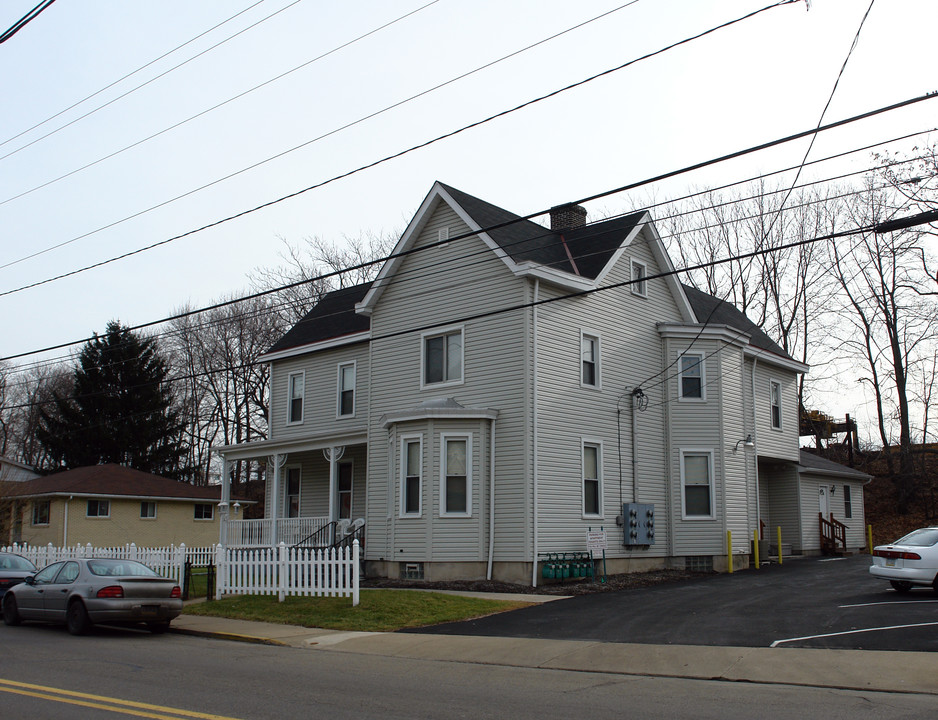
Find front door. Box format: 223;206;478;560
818;485;831;518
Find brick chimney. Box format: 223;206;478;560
550;203;588;231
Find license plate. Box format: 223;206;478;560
885;558;896;567
140;605;159;616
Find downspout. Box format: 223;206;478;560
486;419;497;580
271;453;281;546
220;456;230;546
751;357;760;538
531;279;540;587
63;496;72;546
631;390;640;502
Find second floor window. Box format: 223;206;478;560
581;333;599;387
770;380;782;429
631;259;647;297
287;372;304;424
424;328;463;386
679;353;704;399
338;363;355;417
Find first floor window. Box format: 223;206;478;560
581;334;599;387
194;503;214;520
770;380;782;429
287;371;304;424
424;328;463;385
843;485;853;519
286;468;301;518
32;500;50;525
679;353;704;399
682;451;712;518
87;499;109;517
402;438;422;516
140;501;156;519
583;443;602;516
442;437;469;516
338;463;353;519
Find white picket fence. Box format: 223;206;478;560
215;541;360;605
0;542;213;583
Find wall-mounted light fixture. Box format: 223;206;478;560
733;434;755;453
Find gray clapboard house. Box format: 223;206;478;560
215;182;866;583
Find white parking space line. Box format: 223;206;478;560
770;621;938;647
840;600;938;608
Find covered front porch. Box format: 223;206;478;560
214;431;367;548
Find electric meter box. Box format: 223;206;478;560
622;503;655;546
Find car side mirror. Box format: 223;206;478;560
24;576;35;585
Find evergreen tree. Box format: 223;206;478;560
37;322;187;477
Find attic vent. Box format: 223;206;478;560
438;227;450;241
550;203;587;231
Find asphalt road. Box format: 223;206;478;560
1;625;937;719
408;554;938;651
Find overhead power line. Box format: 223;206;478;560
0;0;56;44
0;0;801;297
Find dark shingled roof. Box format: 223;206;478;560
4;464;251;501
440;183;646;279
266;282;373;355
681;283;794;362
798;450;871;481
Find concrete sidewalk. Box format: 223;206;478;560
171;613;938;696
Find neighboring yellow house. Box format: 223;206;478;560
3;465;253;548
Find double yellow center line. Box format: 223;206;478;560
0;678;244;720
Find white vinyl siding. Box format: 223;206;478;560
752;364;799;461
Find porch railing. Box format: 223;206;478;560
226;517;329;547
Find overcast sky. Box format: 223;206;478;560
1;0;935;431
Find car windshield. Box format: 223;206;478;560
893;528;938;547
0;554;36;571
88;560;160;577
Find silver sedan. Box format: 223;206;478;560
2;558;182;635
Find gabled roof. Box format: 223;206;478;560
263;282;373;357
4;464;252;502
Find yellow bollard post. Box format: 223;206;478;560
753;528;760;569
777;526;783;565
867;525;874;554
727;530;733;573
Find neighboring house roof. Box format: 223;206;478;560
264;282;373;356
681;283;795;363
4;465;254;502
798;450;872;483
0;456;39;481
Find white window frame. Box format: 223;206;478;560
284;466;301;519
421;325;465;389
582;439;604;518
580;331;601;389
286;370;305;425
337;461;354;520
400;434;423;518
86;499;110;518
631;259;647;297
680;449;715;520
140;501;157;520
194;503;214;521
678;352;706;401
440;433;472;518
32;500;50;526
337;361;356;418
769;379;782;430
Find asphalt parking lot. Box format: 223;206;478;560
408;554;938;651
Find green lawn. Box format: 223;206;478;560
182;589;532;632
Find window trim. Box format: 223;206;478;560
678;352;706;401
32;500;50;526
286;370;305;425
440;433;472;518
769;379;782;430
284;465;302;519
680;448;715;520
843;484;853;519
400;434;423;518
140;501;157;520
580;331;601;389
86;499;110;518
336;361;356;418
631;258;648;297
582;439;604;519
421;325;465;389
194;503;214;521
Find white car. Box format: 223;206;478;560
870;527;938;593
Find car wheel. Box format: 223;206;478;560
890;580;913;593
66;600;93;636
146;621;171;634
2;594;21;626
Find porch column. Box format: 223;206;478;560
219;456;230;546
328;447;338;524
270;453;282;546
